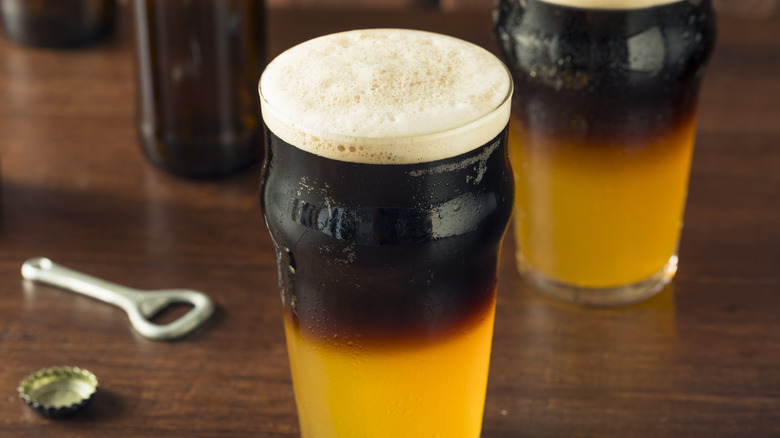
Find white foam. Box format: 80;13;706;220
539;0;682;9
259;29;512;164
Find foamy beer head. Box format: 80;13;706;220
259;29;512;164
540;0;681;9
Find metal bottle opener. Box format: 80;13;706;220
21;257;215;341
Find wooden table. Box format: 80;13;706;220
1;6;778;438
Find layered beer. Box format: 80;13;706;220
495;0;716;304
259;29;513;437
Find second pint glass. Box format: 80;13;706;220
259;29;513;437
495;0;717;305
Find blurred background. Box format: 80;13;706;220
262;0;780;18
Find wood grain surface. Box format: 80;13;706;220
0;6;778;438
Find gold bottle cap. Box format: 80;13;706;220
18;366;98;418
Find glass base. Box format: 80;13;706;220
519;256;678;307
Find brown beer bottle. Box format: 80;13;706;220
132;0;266;178
0;0;116;48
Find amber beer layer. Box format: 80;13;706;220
259;29;513;437
495;0;716;305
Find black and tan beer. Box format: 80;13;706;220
495;0;717;305
259;29;513;437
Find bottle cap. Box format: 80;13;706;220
18;366;98;418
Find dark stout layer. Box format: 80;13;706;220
261;130;513;348
495;0;717;145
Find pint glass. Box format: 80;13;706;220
259;29;513;437
495;0;717;305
